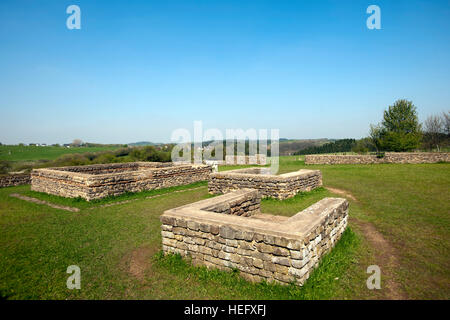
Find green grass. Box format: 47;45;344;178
0;156;449;299
261;187;332;216
0;145;121;162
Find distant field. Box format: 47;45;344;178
0;145;122;162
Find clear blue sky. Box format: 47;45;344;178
0;0;449;144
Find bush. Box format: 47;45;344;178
0;161;11;174
352;138;376;154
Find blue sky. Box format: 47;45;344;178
0;0;449;144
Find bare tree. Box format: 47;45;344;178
71;139;83;147
424;115;444;151
443;111;450;136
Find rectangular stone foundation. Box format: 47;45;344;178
31;162;212;201
208;168;322;199
160;189;348;286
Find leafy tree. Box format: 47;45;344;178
372;99;422;152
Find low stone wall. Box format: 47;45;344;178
31;162;212;201
225;154;267;165
305;152;450;165
209;168;322;199
0;173;31;188
54;162;172;175
160;189;348;286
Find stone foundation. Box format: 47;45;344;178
31;162;212;201
0;173;31;188
160;189;348;286
208;168;322;199
305;152;450;165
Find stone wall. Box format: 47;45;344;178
225;154;267;165
209;168;322;199
54;162;172;175
0;173;31;188
201;189;261;217
305;152;450;165
31;162;212;201
160;189;348;286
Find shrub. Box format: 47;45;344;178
0;161;11;174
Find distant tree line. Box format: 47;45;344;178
294;139;358;155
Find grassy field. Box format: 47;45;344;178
0;156;448;299
0;145;121;162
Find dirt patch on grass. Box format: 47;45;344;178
325;187;358;202
122;246;157;281
350;217;408;300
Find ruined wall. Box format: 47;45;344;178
305;152;450;165
55;162;172;174
160;190;348;286
225;154;267;165
31;162;212;201
0;173;31;188
209;168;322;199
201;189;261;217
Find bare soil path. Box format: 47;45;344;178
326;186;408;300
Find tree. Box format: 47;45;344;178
352;137;376;154
71;139;83;147
443;111;450;136
423;115;444;151
373;99;422;152
369;124;383;152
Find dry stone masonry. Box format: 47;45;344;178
305;152;450;165
31;162;212;201
208;168;322;199
0;173;31;188
160;189;348;286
